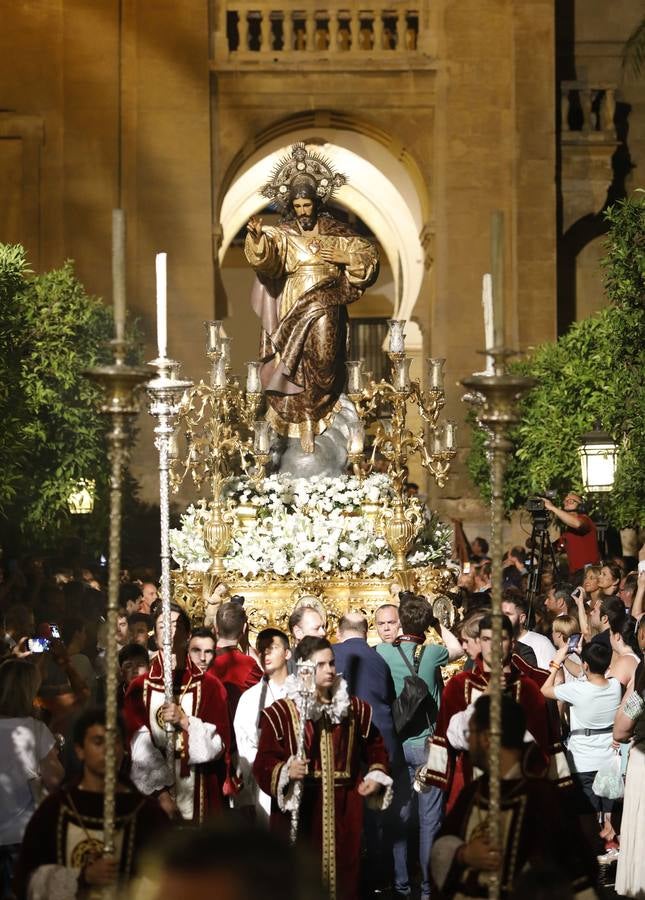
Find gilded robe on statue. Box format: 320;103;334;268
253;677;392;900
245;213;379;448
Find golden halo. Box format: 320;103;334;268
261;142;346;211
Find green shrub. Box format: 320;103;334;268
466;193;645;527
0;245;114;550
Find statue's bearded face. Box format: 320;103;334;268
292;197;317;231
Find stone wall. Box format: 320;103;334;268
0;0;642;546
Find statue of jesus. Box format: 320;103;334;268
245;143;379;453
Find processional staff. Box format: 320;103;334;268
85;209;151;862
147;252;193;784
290;660;317;844
462;210;534;900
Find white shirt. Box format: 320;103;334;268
234;677;287;820
554;678;622;772
518;630;556;669
0;717;56;845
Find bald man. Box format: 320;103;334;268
375;604;400;645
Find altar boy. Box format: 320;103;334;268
234;628;292;821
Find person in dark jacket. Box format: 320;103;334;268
334;612;401;895
334;612;399;761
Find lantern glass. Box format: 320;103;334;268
204;320;222;354
577;432;617;494
67;479;96;515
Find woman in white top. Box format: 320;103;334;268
614;626;645;897
541;640;622;846
608;617;641;689
0;658;64;895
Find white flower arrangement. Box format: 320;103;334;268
169;474;451;578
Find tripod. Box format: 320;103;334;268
526;517;559;615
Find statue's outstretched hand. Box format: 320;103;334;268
247;216;264;241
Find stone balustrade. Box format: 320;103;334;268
561;82;617;138
211;2;433;67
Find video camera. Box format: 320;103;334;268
525;490;557;529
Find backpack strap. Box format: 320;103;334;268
396;643;426;675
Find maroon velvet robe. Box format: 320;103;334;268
123;656;231;823
434;773;598;900
13;785;168;900
253;695;390;900
425;659;551;809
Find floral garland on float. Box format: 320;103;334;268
170;474;454;630
170;473;452;579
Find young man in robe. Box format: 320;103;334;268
187;627;216;673
424;615;557;809
234;628;292;822
123;603;230;823
14;708;168;900
253;636;392;900
212;601;263;716
430;695;598;900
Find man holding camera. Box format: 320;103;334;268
543;492;600;575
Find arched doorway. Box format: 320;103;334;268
216;122;430;369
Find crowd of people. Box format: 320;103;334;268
0;508;644;900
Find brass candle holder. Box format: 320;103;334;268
85;339;152;856
462;350;535;900
346;347;457;572
170;323;269;576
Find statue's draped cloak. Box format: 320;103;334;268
245;214;379;449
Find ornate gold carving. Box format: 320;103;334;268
378;495;423;571
172;565;455;642
173;571;209;626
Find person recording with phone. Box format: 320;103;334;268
542;492;600;576
551;616;584;683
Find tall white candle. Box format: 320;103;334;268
112;209;126;343
155;252;167;359
482;273;494;373
491;210;505;349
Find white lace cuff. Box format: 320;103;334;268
130;727;173;795
446;703;476;751
364;768;394;810
430;835;464;891
27;865;80;900
186;717;223;764
277;756;300;813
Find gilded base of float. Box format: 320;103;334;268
172;565;457;643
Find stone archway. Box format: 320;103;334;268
217;120;430;347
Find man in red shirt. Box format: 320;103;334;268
544;491;600;575
212;601;263;715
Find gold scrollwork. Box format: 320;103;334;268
171;566;457;643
